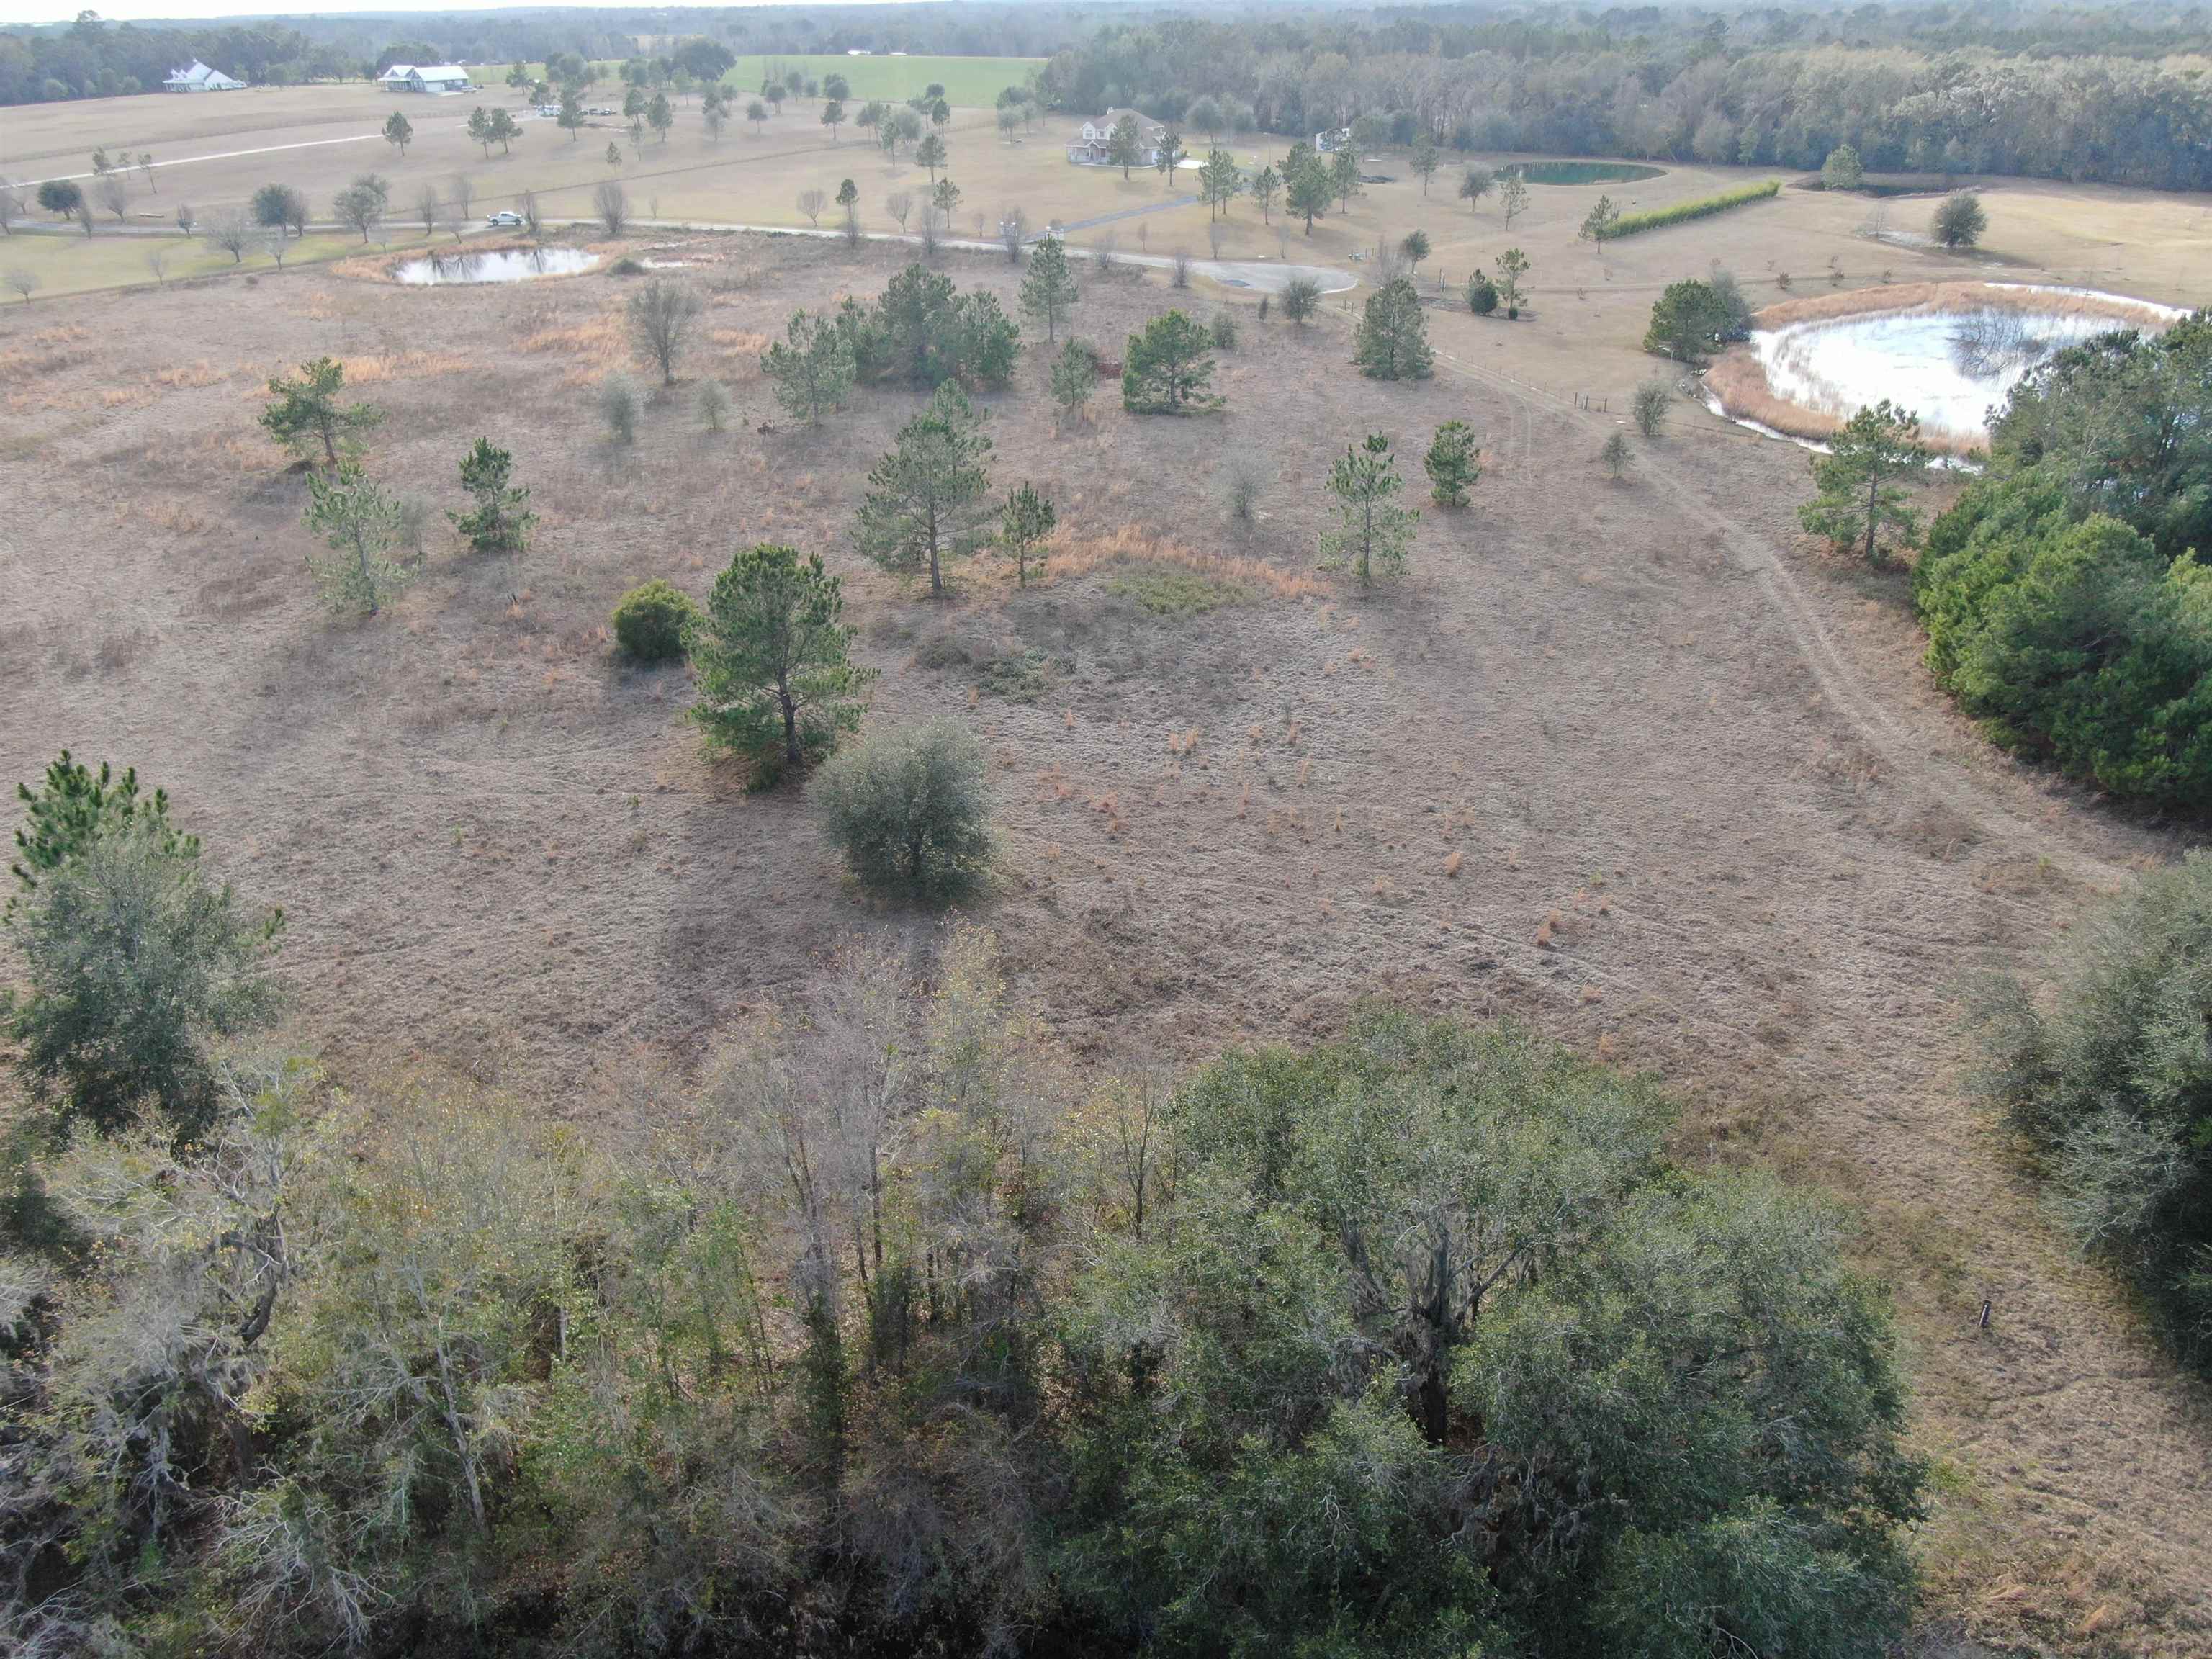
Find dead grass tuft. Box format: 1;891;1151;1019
155;360;228;390
339;350;474;385
520;311;628;386
1038;524;1326;603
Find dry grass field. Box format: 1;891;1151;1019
4;109;2212;1654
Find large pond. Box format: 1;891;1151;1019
394;248;600;285
1752;291;2178;442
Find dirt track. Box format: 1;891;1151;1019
1;230;2207;1653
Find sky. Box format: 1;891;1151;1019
0;0;876;24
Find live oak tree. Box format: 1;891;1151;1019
1280;276;1322;325
999;481;1056;585
1934;189;1988;248
1322;432;1419;588
259;356;382;469
1019;235;1079;342
304;462;413;616
1799;399;1929;563
1424;420;1481;506
251;182;307;239
449;437;535;554
1399;229;1430;273
628;278;703;384
1122;310;1218;413
856;382;994;598
689;542;873;774
382;112;413;157
762;308;857;423
1822;144;1865;192
1459;163;1494;213
815;720;993;900
1354;276;1434;379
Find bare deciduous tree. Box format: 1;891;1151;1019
595;179;629;236
6;267;37;303
205;210;253;264
797;186;826;226
627;277;705;384
449;174;475;223
885;190;914;233
96;171;130;222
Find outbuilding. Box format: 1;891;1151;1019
163;60;246;93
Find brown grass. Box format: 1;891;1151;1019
1036;524;1326;602
338;351;476;385
1751;280;2173;332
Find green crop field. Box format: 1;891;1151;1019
719;54;1042;107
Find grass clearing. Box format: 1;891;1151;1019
1102;558;1251;613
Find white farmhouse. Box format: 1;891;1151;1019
1068;108;1167;166
163;60;246;93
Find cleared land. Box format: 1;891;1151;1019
4;106;2212;1656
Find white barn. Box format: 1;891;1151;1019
382;64;473;94
164;60;245;93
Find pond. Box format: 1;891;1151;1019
1506;160;1665;186
394;248;600;285
1748;289;2177;443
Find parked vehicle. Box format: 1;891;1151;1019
486;210;525;228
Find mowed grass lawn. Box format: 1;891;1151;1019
718;55;1040;106
0;225;469;301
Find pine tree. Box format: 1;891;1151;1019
688;543;873;775
1322;433;1419;589
999;482;1056;586
382;112;413;157
1019;235;1079;342
1285;143;1331;233
449;438;534;554
259;356;382;469
1330;143;1362;212
762;308;856;423
1798;400;1929;563
1050;338;1096;425
10;752;196;899
1199;148;1240;219
1411;132;1439;194
1354;276;1434;380
304;462;412;616
1122;310;1218;413
855;382;993;598
1424;421;1481;507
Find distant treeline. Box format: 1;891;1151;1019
1033;4;2212;191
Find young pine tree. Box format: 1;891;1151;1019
855;382;993;598
999;481;1056;586
1019;235;1079;343
688;542;873;776
1049;338;1096;426
303;462;412;616
1354;276;1434;380
1121;310;1217;413
1424;420;1481;507
1322;433;1419;590
259;356;382;469
762;308;858;423
449;438;535;554
1798;399;1928;563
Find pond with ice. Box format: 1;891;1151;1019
394;248;600;285
1750;289;2179;443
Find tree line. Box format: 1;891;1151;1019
1033;5;2212;192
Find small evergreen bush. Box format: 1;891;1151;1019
814;719;992;902
611;579;698;663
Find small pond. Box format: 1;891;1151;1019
1506;160;1665;185
394;248;600;285
1753;294;2175;442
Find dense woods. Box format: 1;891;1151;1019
1;769;1923;1657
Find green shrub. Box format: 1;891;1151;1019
1210;310;1239;351
1606;179;1779;240
1465;270;1498;315
814;719;992;902
1972;852;2212;1362
607;255;647;276
611;579;698;662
